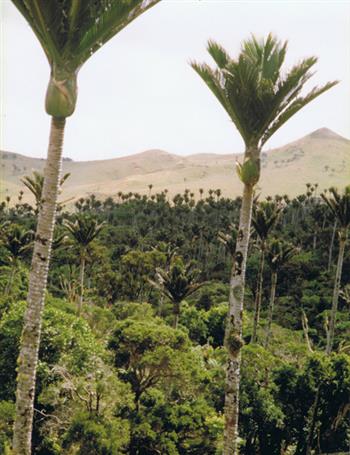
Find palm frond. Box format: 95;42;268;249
64;216;106;246
190;61;249;143
12;0;160;73
321;186;350;228
207;40;230;69
262;80;338;146
192;33;338;148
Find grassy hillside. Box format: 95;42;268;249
1;127;349;204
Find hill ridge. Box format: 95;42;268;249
1;128;349;203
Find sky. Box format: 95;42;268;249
1;0;350;161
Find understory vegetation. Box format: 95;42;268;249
0;185;349;454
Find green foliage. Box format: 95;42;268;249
274;352;350;453
179;304;208;345
206;304;228;347
2;181;350;453
109;315;203;400
0;401;15;454
0;298;100;401
63;412;130;455
131;389;223;454
120;249;166;301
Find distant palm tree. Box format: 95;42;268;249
21;170;70;213
11;1;160;452
0;225;34;294
321;186;350;354
191;33;337;454
218;224;237;258
251;201;282;343
264;239;297;348
64;216;105;315
150;258;206;328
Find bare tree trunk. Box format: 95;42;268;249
173;301;180;329
13;117;66;455
251;244;265;343
77;254;86;315
301;309;313;353
264;271;277;349
327;220;337;272
326;230;347;354
5;264;16;295
224;182;254;455
158;294;164;316
305;386;320;455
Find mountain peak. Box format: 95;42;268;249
308;128;347;140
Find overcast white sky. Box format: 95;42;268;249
1;0;350;161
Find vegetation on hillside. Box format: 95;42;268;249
0;183;349;454
4;3;346;452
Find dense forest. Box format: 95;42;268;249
1;183;349;454
3;1;349;454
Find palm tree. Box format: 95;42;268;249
264;239;297;348
11;2;160;453
150;258;206;328
64;216;105;315
321;186;350;354
191;33;337;454
0;225;34;295
251;201;282;343
21;170;70;213
339;284;350;306
218;224;237;258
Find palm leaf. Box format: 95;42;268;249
11;0;161;73
192;33;338;148
262;80;338;146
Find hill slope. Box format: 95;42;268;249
1;128;349;204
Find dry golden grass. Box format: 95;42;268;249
1;128;349;205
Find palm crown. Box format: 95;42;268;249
13;0;159;72
12;0;160;116
321;186;350;231
266;239;297;273
191;33;338;148
64;216;105;248
252;201;282;242
0;225;34;264
151;259;205;304
21;171;70;209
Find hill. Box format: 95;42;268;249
1;127;349;204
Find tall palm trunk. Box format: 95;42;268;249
78;253;86;315
305;386;321;455
301;309;313;353
5;263;16;295
264;271;277;349
173;301;180;329
251;244;265;343
224;182;254;455
326;229;347;354
327;220;337;272
13;117;66;455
